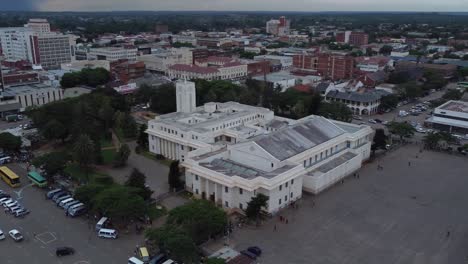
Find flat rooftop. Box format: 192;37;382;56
200;158;296;180
439;100;468;114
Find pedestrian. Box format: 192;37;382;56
65;210;68;217
286;219;289;224
341;180;344;184
274;224;277;231
408;161;411;167
357;174;360;179
447;231;451;238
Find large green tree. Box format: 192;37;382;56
167;200;227;244
93;185;147;223
245;193;269;223
145;226;198;263
318;102;352;122
0;132;22;151
73;134;95;180
388;122;416;141
125;169;153;200
168;161;182;190
113;144;131;167
371;129;387;154
32;152;69;177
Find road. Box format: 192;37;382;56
0;163;144;264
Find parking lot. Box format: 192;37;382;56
230;145;468;264
0;163;144;264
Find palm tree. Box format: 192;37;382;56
73;134;95;182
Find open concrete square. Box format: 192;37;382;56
230;145;468;264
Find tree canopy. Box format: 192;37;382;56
60;68;110;88
245;193;269;222
0;132;22;151
388;122;416;141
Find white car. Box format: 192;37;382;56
9;229;23;242
0;229;5;240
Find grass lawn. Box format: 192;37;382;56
64;163;110;183
102;148;117;164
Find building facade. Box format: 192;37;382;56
137;48;193;73
146;81;373;214
0;28;36;62
3;84;63;110
317;53;354;81
88;47;138;62
426;100;468;134
35;33;73;69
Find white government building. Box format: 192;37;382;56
146;81;373;214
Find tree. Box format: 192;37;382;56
388;71;411;84
167;200;227;244
93;185;147;223
379;45;393;55
74;184;107;207
150;83;177;114
398;82;423;100
442;89;464;100
371;129;387;154
318;102;352;122
98;99;115;132
137;124;149;150
168;161;182;190
93;139;103;165
113;144;131;167
245;193;269;223
423;132;442;150
388;122;416;141
145;226;198;263
379;94;399;111
42;119;68;142
32;152;69;177
0;132;22;151
125;169;153;200
73;134;95;181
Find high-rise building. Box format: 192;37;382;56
317;53;354;80
266;16;290;36
0;28;36;62
34;33;73;69
0;19;74;69
336;31;368;46
24;18;51;34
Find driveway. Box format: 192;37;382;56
102;141;170;198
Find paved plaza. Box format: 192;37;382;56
230;145;468;264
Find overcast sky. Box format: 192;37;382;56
2;0;468;12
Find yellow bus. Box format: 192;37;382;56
0;166;21;188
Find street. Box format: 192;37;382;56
0;163;144;264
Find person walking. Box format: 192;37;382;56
408;161;411;167
274;224;277;231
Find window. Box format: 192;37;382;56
239;203;243;209
195;189;199;194
278;199;282;205
285;182;288;188
303;160;306;167
225;201;229;207
181;145;184;150
320;153;323;159
279;185;282;191
285;195;287;201
195;175;198;181
181;134;184;138
225;187;229;193
271;163;274;168
290;192;293;198
239;188;243;195
291;179;294;185
326;150;328;157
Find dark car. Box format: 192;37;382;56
241;250;257;260
247;246;262;257
56;247;75;257
149;253;167;264
0;193;10;199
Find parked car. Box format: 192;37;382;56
241;250;257;260
247;246;262;257
8;229;23;242
14;209;30;218
56;246;75;257
368;119;377;124
0;229;5;240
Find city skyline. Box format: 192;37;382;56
2;0;468;12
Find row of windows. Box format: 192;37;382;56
210;115;258;132
278;179;294;191
279;192;294;205
303;145;342;168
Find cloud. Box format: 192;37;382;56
26;0;468;12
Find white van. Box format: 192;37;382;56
67;203;84;213
161;260;175;264
59;198;74;208
95;217;108;231
97;228;118;239
128;257;144;264
55;195;72;205
64;200;81;211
